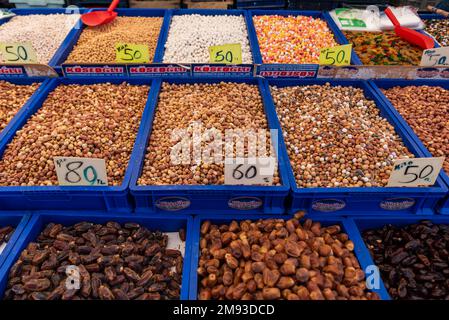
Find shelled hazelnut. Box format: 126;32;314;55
197;213;379;300
271;83;413;188
0;82;149;186
382;85;449;175
3;221;184;300
0;81;39;133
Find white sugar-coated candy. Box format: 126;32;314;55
163;14;253;63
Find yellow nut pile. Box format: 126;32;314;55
65;17;163;63
0;83;149;186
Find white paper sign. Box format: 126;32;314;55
420;47;449;67
387;157;444;187
224;157;275;185
54;157;108;186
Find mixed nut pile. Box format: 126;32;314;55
4;221;184;300
0;226;14;249
197;213;379;300
0;82;149;186
0;81;39;134
271;83;413;188
425;19;449;47
363;221;449;300
382;85;449;175
0;14;80;64
66;17;163;63
138;82;280;186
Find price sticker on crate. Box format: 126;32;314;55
387;157;445;187
319;44;352;66
0;42;38;63
224;157;275;185
54;157;108;186
420;47;449;67
115;43;150;64
209;43;242;64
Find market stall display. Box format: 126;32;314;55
0;81;39;134
252;15;338;64
424;19;449;46
0;13;80;64
162;13;253;63
65;16;163;63
343;31;424;66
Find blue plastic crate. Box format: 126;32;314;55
159;9;258;77
248;10;355;78
369;79;449;214
0;211;193;299
263;78;448;215
347;213;449;300
189;213;388;300
0;77;155;212
1;8;88;71
0;212;31;270
130;77;290;214
58;8;171;76
0;77;50;144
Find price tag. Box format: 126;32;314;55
387;157;444;187
0;42;37;63
54;157;108;186
209;43;242;64
420;47;449;67
319;44;352;66
224;157;275;185
115;43;150;64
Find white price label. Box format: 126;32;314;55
54;157;108;186
224;157;275;185
387;157;444;187
420;47;449;67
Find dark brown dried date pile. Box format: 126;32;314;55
363;221;449;300
0;226;15;247
4;221;184;300
197;213;379;300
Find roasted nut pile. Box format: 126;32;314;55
4;221;184;300
271;84;413;187
0;82;149;186
197;213;379;300
253;15;338;64
425;19;449;47
65;17;163;63
0;226;14;250
0;14;80;64
363;221;449;300
137;82;279;186
163;14;253;63
0;81;39;133
382;85;449;175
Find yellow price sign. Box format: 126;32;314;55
319;44;352;66
0;42;38;64
209;43;242;64
115;43;150;64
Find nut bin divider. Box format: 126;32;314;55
0;78;52;145
129;77;291;214
189;213;388;300
368;79;449;214
0;211;194;300
0;212;32;270
0;77;155;212
261;78;448;215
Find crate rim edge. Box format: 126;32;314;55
0;211;194;300
0;76;156;193
0;213;32;271
129;77;291;194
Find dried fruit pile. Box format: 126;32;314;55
197;213;379;300
4;221;184;300
271;83;413;188
425;19;449;47
363;221;449;300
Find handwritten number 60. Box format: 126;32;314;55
232;165;257;180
